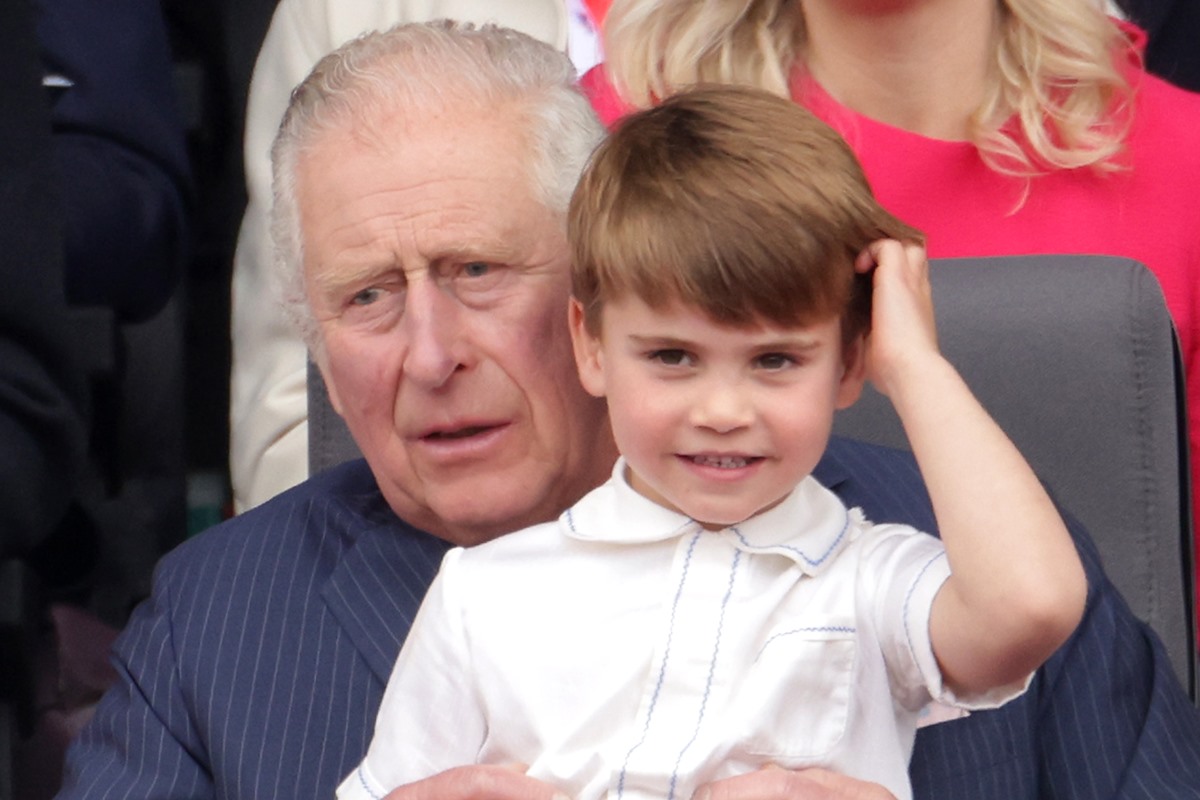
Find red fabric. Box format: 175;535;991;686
580;49;1200;606
582;0;609;25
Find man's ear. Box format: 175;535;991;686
835;333;867;409
568;297;607;398
313;347;345;415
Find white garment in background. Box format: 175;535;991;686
339;459;1028;800
566;0;603;73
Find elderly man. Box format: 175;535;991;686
229;0;596;512
58;20;1200;800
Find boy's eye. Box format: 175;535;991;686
649;349;694;367
755;352;795;370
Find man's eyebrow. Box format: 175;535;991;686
429;242;521;268
310;259;400;296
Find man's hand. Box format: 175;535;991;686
382;764;568;800
693;765;897;800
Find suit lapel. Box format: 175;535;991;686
322;518;451;684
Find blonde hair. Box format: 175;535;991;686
603;0;1132;176
569;85;922;341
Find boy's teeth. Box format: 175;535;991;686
693;455;748;469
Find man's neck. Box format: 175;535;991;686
800;0;998;141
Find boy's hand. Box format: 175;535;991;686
693;765;897;799
382;764;569;800
855;239;941;398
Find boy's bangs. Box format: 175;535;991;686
588;188;854;329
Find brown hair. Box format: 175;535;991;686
569;84;922;340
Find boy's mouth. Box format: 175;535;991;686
689;454;761;469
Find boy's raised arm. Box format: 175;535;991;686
859;240;1087;696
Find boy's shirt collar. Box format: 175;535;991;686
560;456;859;577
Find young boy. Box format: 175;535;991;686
337;86;1086;800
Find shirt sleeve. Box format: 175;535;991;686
858;521;1031;713
338;547;487;798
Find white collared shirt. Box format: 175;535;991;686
340;459;1026;800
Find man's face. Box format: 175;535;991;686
299;104;617;545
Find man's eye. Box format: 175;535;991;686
350;287;383;306
450;261;511;306
650;349;693;367
756;353;795;370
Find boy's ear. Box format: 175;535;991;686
835;333;867;409
569;297;607;398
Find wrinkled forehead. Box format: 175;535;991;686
301;91;521;190
296;106;568;276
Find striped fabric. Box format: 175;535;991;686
57;438;1200;799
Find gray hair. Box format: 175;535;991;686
270;20;606;351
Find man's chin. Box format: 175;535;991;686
434;500;551;547
384;479;560;547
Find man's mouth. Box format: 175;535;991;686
424;425;494;441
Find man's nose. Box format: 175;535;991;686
689;378;754;433
400;280;464;388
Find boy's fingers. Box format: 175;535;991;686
382;764;568;800
855;246;878;273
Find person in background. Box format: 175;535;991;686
57;18;1200;800
8;1;192;796
35;0;192;324
341;84;1084;800
582;0;1200;628
1;0;97;598
5;0;175;795
1114;0;1200;91
228;0;582;512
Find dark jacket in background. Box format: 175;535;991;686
1120;0;1200;92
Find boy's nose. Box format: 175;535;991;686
690;380;754;433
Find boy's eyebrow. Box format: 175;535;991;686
626;332;827;350
627;334;693;347
751;336;824;352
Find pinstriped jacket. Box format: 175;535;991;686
57;438;1200;799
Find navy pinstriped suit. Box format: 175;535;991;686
57;438;1200;799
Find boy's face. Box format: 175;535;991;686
570;294;865;529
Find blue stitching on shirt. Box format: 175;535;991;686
754;625;857;663
617;531;702;798
902;551;949;656
730;507;850;568
356;765;382;800
667;548;742;800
